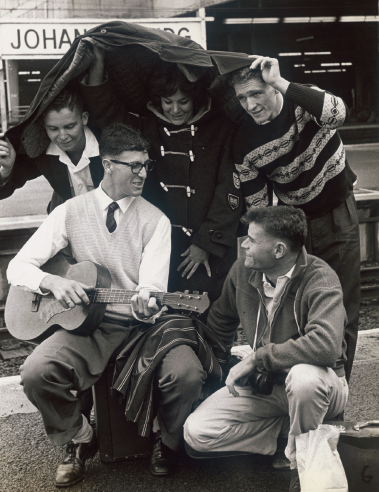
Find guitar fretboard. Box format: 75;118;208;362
89;289;203;311
90;289;164;303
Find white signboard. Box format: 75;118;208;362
0;19;206;58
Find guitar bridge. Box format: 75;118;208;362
31;293;42;312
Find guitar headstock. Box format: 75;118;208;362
163;291;210;314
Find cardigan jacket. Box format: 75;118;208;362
206;247;347;377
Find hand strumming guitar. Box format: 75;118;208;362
40;274;93;309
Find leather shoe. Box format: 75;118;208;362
289;468;301;492
149;432;177;476
55;433;98;487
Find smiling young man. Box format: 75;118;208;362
184;206;349;492
0;89;104;210
7;123;176;487
230;56;360;384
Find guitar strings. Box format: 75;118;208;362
90;289;203;304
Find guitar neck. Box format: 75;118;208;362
89;289;207;313
91;289;164;304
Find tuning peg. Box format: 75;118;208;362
184;290;189;294
193;290;199;294
203;292;208;295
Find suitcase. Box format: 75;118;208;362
94;363;152;463
326;421;379;492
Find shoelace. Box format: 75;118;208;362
63;442;78;462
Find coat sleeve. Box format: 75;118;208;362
0;153;41;200
236;161;272;212
255;275;346;372
206;264;241;351
285;83;348;130
191;131;243;258
232;122;273;212
79;77;141;130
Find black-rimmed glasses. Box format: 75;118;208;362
108;159;155;174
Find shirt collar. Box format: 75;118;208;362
96;182;135;214
46;126;99;171
262;263;296;287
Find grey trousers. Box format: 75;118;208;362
21;322;206;449
306;193;361;381
184;364;349;468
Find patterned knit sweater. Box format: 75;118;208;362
66;190;164;323
233;83;357;219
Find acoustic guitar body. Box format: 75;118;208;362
5;255;112;342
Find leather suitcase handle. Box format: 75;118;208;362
353;420;379;431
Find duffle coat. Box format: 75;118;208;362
80;79;243;302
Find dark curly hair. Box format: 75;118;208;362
241;206;308;251
99;123;150;158
150;63;209;113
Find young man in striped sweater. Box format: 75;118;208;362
230;56;360;385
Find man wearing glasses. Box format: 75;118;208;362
7;124;207;486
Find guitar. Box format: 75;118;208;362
5;255;210;342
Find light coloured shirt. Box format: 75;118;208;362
260;93;284;125
260;263;296;345
46;126;99;196
7;185;171;322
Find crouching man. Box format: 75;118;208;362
184;206;349;492
7;123;207;487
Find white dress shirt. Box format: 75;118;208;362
7;185;171;302
46;126;99;196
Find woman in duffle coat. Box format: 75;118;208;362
81;46;243;305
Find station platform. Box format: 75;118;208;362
0;328;378;492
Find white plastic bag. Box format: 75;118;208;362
296;424;348;492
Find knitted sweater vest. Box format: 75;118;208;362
66;190;164;323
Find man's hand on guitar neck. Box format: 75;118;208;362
131;289;160;320
40;274;93;309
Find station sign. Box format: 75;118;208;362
0;19;206;58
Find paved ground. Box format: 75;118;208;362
0;329;378;492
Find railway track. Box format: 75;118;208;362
0;265;378;344
361;265;379;300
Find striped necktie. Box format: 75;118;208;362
106;202;119;233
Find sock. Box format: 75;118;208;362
72;414;93;444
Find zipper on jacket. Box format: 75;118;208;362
256;289;269;347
